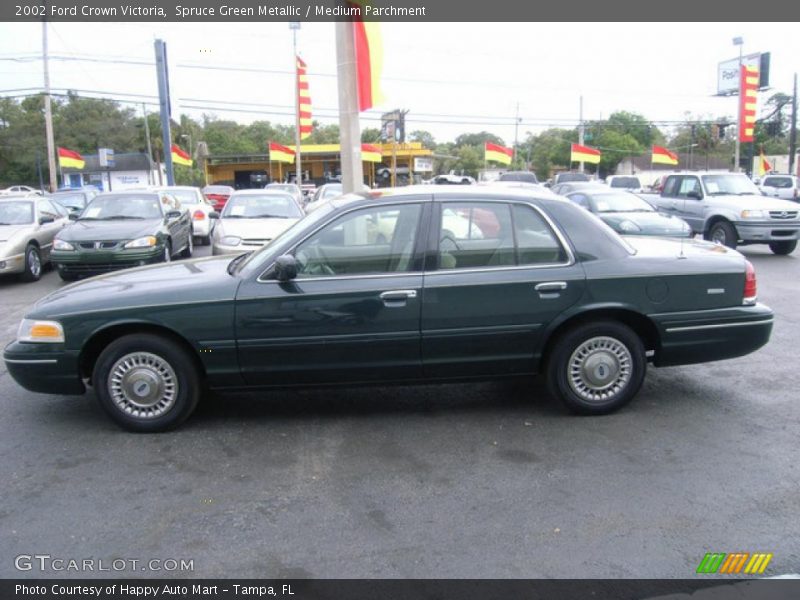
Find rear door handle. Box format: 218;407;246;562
534;282;567;292
380;289;417;306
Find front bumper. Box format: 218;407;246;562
3;340;85;395
734;221;800;243
0;251;25;275
51;246;164;277
651;303;774;367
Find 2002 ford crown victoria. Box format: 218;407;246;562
4;186;774;432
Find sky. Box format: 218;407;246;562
1;21;799;147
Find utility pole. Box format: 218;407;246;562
578;95;584;173
733;36;744;172
142;103;154;185
154;39;174;185
290;22;302;187
42;21;57;192
335;22;363;193
513;101;520;167
790;73;797;176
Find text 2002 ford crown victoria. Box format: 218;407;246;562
4;186;773;432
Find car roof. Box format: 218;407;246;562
151;186;200;191
230;189;296;196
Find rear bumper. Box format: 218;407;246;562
734;221;800;242
651;303;774;367
3;340;85;395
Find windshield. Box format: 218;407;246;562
702;174;760;196
163;189;202;206
0;201;34;225
267;184;298;194
609;177;641;189
558;173;590;183
52;193;87;208
80;194;163;220
322;185;344;200
590;193;654;213
221;193;303;219
204;186;232;195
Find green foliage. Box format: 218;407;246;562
361;127;382;143
409;129;436;149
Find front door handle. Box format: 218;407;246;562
380;289;417;306
534;282;567;292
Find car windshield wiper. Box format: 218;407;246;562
250;213;291;219
104;215;146;219
76;216;99;220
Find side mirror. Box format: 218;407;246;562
274;254;298;281
39;215;55;224
687;190;703;200
165;210;182;219
68;213;78;221
209;211;220;219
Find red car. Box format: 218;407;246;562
202;184;235;211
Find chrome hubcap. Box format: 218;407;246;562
29;250;41;277
108;352;178;419
568;336;632;403
711;228;726;244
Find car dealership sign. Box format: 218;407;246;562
717;52;770;95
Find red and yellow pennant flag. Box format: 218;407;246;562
651;145;679;166
759;148;773;177
484;142;513;165
57;147;85;169
571;143;601;164
296;56;312;140
739;65;759;143
361;143;382;163
269;141;295;164
352;5;384;112
171;144;193;167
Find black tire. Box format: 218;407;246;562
706;221;738;249
546;321;646;415
769;240;797;255
20;244;42;282
162;240;172;263
92;334;201;432
180;232;193;258
58;271;79;282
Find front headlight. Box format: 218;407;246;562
17;319;65;343
220;236;242;246
124;236;157;249
53;239;75;251
618;219;642;233
741;210;767;219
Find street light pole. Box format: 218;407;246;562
42;21;57;192
733;36;744;172
335;22;363;193
290;22;301;187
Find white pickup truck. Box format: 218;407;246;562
652;172;800;255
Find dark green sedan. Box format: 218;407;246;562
50;191;193;281
4;186;773;432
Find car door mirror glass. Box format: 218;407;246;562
166;210;182;218
39;215;55;224
274;254;298;281
209;211;220;219
68;213;78;221
687;191;702;200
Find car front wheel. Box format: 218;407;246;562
93;334;201;432
707;221;737;249
20;244;42;282
769;240;797;255
546;321;646;415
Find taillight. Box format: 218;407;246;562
743;260;757;305
193;210;205;220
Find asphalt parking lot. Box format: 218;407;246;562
1;243;798;579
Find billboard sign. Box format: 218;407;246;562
717;52;770;95
414;157;433;172
98;148;115;168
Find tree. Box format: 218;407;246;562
361;127;382;143
409;130;436;149
454;131;505;148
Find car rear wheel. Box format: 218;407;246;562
180;233;193;258
93;334;201;432
769;240;797;255
707;221;737;249
20;244;42;282
546;321;646;415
